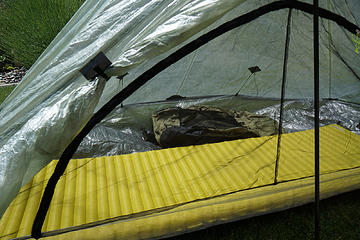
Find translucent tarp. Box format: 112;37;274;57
0;0;249;216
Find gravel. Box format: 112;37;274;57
0;67;27;85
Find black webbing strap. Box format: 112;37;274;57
93;66;110;81
31;1;360;238
80;52;112;81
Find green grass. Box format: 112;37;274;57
0;0;84;68
168;189;360;240
0;85;15;104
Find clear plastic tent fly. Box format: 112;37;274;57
0;0;359;239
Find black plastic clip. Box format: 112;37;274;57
80;52;112;81
234;66;262;96
248;66;261;74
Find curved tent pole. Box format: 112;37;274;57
31;1;360;238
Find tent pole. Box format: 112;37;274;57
314;0;320;240
274;8;292;184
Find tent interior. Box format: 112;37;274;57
0;0;359;239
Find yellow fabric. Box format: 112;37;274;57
0;124;359;240
43;168;360;240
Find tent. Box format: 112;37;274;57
0;0;359;239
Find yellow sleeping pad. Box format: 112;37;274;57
1;124;360;240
